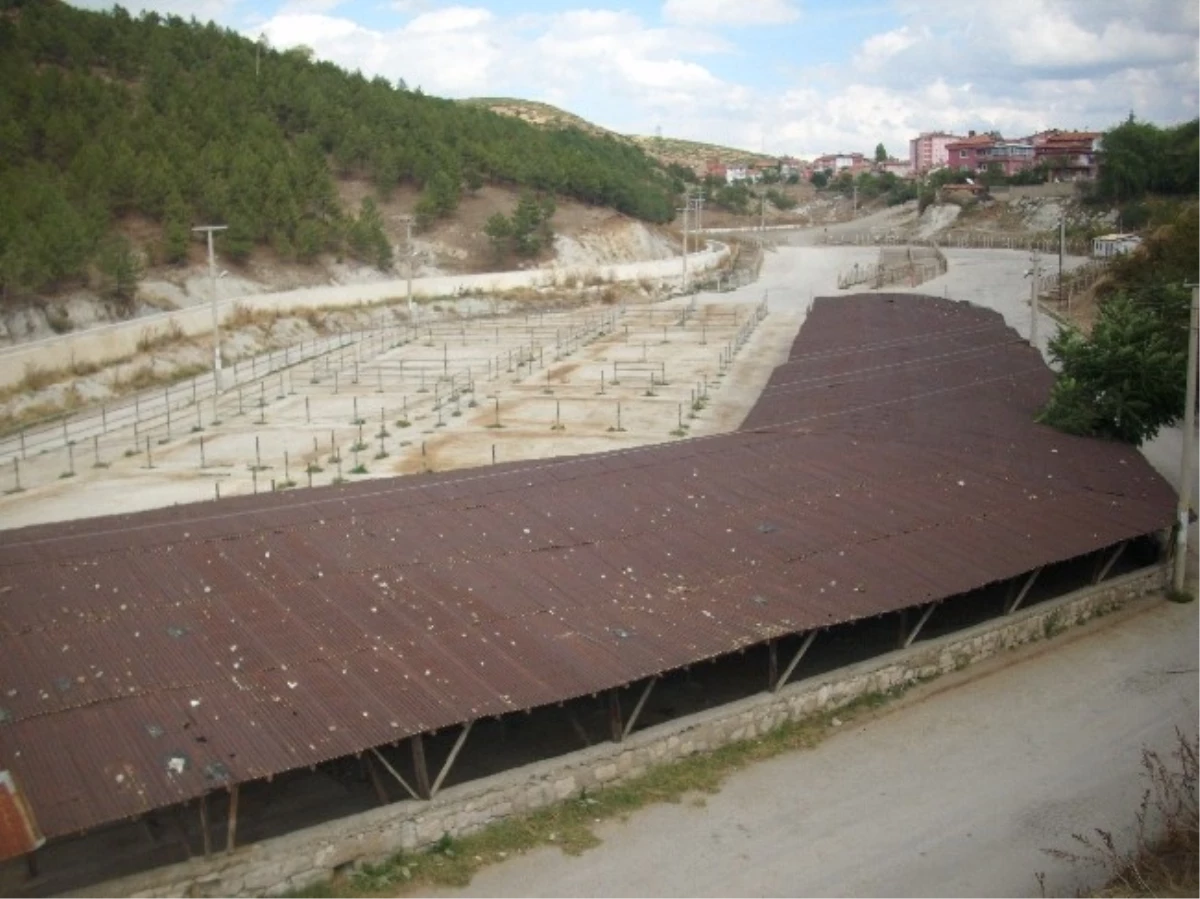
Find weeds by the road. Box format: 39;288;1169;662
1040;729;1198;897
286;684;918;898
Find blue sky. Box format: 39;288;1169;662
72;0;1199;158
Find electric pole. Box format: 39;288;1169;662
193;225;228;392
1058;215;1065;308
397;215;415;319
1174;284;1199;593
1028;250;1041;351
677;204;689;290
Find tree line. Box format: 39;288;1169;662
0;0;680;301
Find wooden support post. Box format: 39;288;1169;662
767;640;778;692
774;629;819;692
225;784;239;853
411;734;432;800
198;793;212;857
369;748;420;802
430;720;474;797
1005;567;1043;614
25;851;38;879
902;601;941;649
364;753;390;806
1093;541;1127;584
608;689;623;743
622;677;658;740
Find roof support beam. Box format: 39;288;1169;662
623;677;658;740
1093;541;1127;584
430;720;474;798
774;629;820;692
767;640;778;692
225;784;239;853
198;793;211;858
1006;567;1043;614
901;601;941;649
369;747;421;802
25;851;37;880
364;752;390;806
410;735;432;800
608;690;623;743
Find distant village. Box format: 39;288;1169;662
705;129;1103;186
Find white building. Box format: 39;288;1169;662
1092;233;1141;258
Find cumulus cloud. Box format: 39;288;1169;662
662;0;800;27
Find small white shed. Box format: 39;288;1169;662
1092;233;1141;258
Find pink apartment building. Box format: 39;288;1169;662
908;131;963;173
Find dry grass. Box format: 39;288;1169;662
1041;729;1198;897
135;318;186;353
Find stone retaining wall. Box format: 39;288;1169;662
71;564;1166;899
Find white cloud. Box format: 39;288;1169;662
853;26;920;72
405;6;493;34
258;11;503;94
662;0;800;27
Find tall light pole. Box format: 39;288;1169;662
193;225;227;392
1173;284;1199;592
681;204;691;289
403;216;414;319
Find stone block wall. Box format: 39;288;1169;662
71;565;1165;898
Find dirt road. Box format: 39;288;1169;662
439;595;1197;898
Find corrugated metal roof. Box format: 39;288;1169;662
0;293;1176;843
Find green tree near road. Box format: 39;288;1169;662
1038;284;1189;445
874;143;887;163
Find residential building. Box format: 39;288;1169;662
1035;131;1103;180
946;131;1036;177
725;163;749;184
909;131;964;173
876;157;913;178
811;152;870;175
705;158;727;182
778;156;802;179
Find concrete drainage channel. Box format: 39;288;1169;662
64;564;1166;899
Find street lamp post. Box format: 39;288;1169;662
193;225;228;392
1173;284;1199;593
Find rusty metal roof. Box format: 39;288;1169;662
0;293;1176;843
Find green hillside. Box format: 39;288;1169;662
0;0;681;301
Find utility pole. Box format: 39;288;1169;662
677;204;689;290
1028;250;1041;351
398;215;415;319
1174;284;1199;592
1058;215;1065;308
193;225;228;392
760;191;766;232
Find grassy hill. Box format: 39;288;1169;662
465;98;780;174
0;0;681;302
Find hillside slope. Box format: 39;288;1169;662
0;0;682;306
465;98;779;173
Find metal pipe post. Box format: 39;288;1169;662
1173;285;1199;592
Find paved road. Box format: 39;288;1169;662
440;594;1198;898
